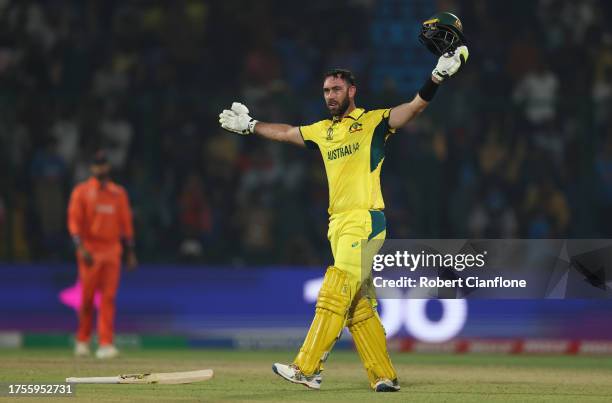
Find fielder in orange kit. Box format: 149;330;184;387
67;150;137;359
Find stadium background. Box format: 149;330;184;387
1;0;612;352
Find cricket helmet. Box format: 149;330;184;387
418;12;466;56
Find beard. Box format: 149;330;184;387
94;172;110;181
327;94;350;118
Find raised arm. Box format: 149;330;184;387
219;102;304;147
253;122;304;146
388;45;469;130
388;81;438;129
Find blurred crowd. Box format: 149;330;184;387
1;0;611;265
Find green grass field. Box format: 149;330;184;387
1;349;612;402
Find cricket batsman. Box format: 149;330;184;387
67;150;137;359
219;12;468;391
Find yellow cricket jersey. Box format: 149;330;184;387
299;107;396;215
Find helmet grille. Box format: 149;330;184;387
419;24;461;56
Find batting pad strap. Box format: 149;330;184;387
316;266;352;315
346;296;376;327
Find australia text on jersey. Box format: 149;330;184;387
327;142;360;161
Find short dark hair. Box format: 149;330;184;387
324;68;356;86
91;149;109;165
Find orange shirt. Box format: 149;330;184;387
67;177;134;254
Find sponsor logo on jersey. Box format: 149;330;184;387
96;204;116;214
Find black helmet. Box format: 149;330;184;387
418;12;467;56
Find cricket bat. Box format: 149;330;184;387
66;369;213;384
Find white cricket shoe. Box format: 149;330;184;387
74;341;90;357
96;344;119;359
272;363;322;390
374;378;401;392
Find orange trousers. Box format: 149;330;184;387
76;252;121;346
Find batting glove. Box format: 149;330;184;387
432;45;469;82
218;102;258;135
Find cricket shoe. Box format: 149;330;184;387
96;344;119;359
374;378;401;392
74;341;90;357
272;363;322;390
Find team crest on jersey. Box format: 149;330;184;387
349;122;363;133
326;127;334;140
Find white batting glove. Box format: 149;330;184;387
218;102;258;135
432;45;469;82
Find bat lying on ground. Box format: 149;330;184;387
66;369;214;384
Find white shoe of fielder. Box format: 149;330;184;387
74;341;90;357
272;363;322;390
96;344;119;359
